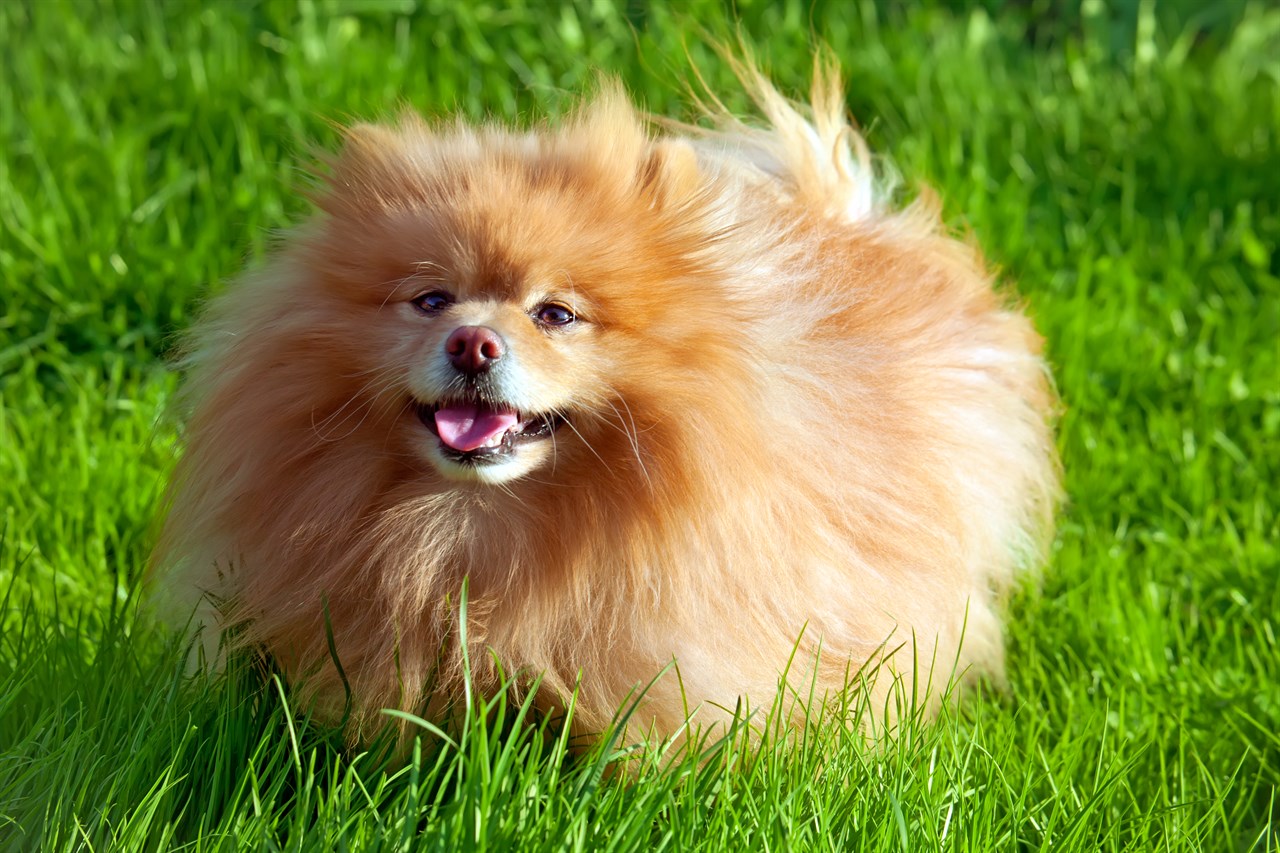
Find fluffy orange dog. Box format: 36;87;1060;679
154;61;1058;744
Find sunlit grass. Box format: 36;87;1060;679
1;0;1276;849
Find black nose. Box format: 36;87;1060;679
445;325;505;374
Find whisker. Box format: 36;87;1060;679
608;396;652;489
377;272;424;310
560;415;614;475
311;369;403;442
547;410;559;477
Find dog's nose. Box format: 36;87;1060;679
445;325;505;374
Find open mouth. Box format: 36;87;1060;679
414;399;566;464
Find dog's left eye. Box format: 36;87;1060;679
534;303;576;327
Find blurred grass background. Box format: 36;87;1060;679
1;0;1277;849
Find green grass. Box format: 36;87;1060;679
2;0;1277;849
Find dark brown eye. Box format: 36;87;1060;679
412;291;453;314
534;303;576;327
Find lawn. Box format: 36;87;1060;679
1;0;1277;849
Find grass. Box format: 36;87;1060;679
1;0;1277;849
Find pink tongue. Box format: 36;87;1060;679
434;405;519;452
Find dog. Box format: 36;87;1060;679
152;57;1059;746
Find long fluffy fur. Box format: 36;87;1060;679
153;59;1059;744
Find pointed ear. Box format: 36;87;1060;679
638;139;702;210
310;121;420;217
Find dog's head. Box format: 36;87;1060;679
279;91;762;488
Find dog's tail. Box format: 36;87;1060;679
674;52;897;225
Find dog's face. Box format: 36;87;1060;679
293;109;740;487
403;289;584;483
391;252;608;484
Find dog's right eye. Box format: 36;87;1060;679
411;291;454;314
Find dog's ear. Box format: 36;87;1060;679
310;120;428;217
638;140;702;211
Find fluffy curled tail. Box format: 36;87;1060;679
675;52;896;224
